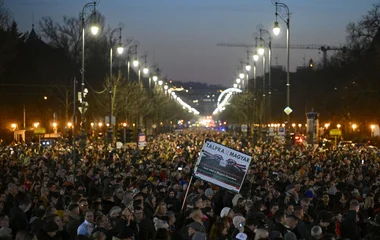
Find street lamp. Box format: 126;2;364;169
273;0;291;124
239;72;245;79
233;83;238;88
67;122;72;128
109;23;124;136
11;123;17;130
33;122;39;128
258;44;265;56
352;124;357;131
337;124;341;129
81;0;100;150
236;78;241;84
132;58;139;67
371;125;375;137
158;80;163;86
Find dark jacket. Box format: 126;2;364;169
341;210;360;240
9;206;29;234
139;217;156;240
64;212;81;240
273;222;291;237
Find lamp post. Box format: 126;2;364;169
245;50;251;91
252;37;259;145
259;27;272;124
258;41;266;128
80;0;99;150
109;23;124;142
273;0;290;124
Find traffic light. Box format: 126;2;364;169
116;129;123;143
125;129;133;143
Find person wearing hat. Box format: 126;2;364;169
187;221;205;239
285;184;298;206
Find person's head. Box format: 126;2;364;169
18;197;32;212
155;202;167;215
166;211;176;225
84;210;94;223
233;216;245;229
68;203;80;216
270;203;279;214
286;204;294;214
254;229;269;240
45;206;57;218
300;198;310;211
109;206;122;218
134;206;144;223
115;187;124;200
294;206;304;219
0;213;9;228
43;220;59;237
79;199;89;212
8;183;18;196
92;231;106;240
96;215;110;229
322;193;330;205
311;226;323;239
191;208;203;221
15;230;37;240
46;214;63;231
245;218;259;231
210;220;228;237
286;215;298;230
237;198;246;207
350;200;360;212
133;192;144;202
192;196;204;209
122;207;133;221
274;210;286;225
284;232;297;240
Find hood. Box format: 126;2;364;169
232;194;243;207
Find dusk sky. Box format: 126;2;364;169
4;0;378;87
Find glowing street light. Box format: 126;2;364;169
152;76;158;82
11;123;17;130
98;122;103;128
324;123;330;129
122;123;127;127
239;73;245;79
158;80;163;86
143;67;149;75
132;58;139;67
52;122;57;128
253;54;259;62
273;21;280;36
258;44;265;56
352;124;357;131
292;123;296;128
90;25;100;35
236;78;241;84
67;122;72;128
33;122;39;128
337;124;341;129
245;64;251;71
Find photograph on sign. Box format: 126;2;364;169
194;140;252;193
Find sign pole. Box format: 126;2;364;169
181;175;194;211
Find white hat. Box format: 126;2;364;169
235;233;247;240
220;207;231;218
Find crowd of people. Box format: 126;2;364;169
0;130;379;240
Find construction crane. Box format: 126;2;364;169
217;42;346;67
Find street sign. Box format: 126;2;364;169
278;127;285;136
138;133;147;148
284;107;293;115
241;124;247;132
329;129;342;136
269;127;275;136
34;127;46;134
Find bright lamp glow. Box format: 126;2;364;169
245;65;251;71
239;73;245;79
164;85;168;90
236;78;241;84
253;54;259;62
233;83;238;88
143;67;149;74
90;25;99;35
152;76;158;82
116;46;124;55
273;21;280;36
132;59;139;67
158;80;163;86
258;45;265;56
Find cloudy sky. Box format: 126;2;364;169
4;0;378;87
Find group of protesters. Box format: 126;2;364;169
0;129;379;240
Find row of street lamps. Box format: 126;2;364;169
230;0;291;129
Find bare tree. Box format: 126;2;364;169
0;1;11;29
346;4;380;52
